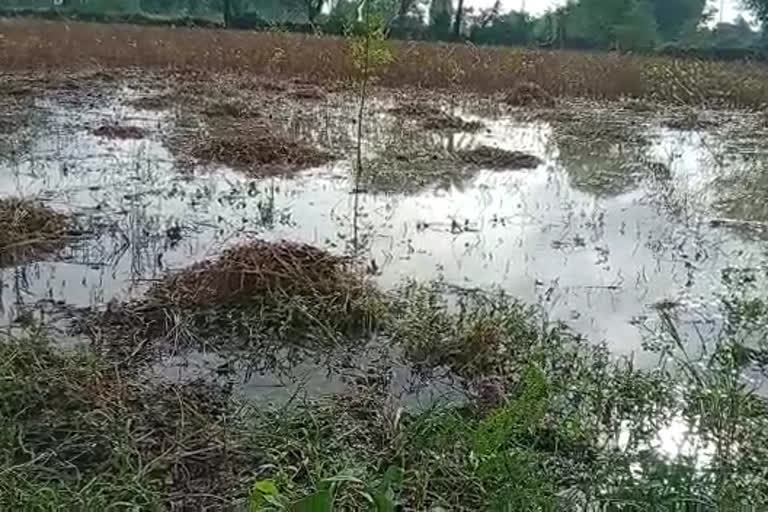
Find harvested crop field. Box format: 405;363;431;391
3;18;768;511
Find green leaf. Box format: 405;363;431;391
291;489;334;512
254;480;279;496
250;480;280;512
370;466;403;512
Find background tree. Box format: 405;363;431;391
470;10;534;46
429;0;453;40
614;0;658;50
647;0;705;41
301;0;325;24
453;0;464;39
745;0;768;27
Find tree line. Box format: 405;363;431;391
6;0;768;58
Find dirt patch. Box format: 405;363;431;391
505;82;555;108
0;197;73;266
92;123;147;139
457;146;542;170
189;129;333;175
74;240;381;362
390;103;484;132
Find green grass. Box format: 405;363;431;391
3;273;768;510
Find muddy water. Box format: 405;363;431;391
1;86;766;372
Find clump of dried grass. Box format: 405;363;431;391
390;103;484;132
505;82;556;107
92;123;147;139
189;129;333;175
127;93;175;111
457;146;542;170
0;197;71;266
75;240;382;362
151;240;361;308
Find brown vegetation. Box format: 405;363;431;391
505;82;556;107
390;103;484;132
151;240;359;308
189;131;333;174
3;19;768;106
0;198;72;266
75;240;380;361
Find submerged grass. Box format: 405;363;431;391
365;143;542;194
0;197;73;266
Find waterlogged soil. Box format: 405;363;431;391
2;71;768;384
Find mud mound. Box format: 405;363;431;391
505;82;555;108
93;123;147;140
457;146;542;170
0;198;72;266
190;132;333;174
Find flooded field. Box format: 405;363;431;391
2;73;767;364
3;53;768;509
